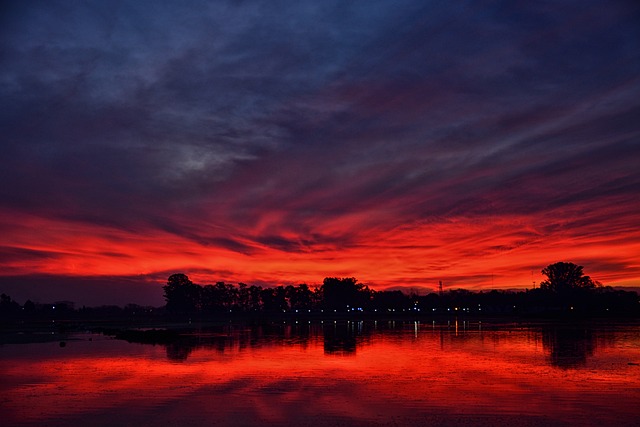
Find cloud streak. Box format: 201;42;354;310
1;0;639;304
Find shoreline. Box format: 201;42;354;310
2;314;639;345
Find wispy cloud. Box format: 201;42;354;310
1;0;639;303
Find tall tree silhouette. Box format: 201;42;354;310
163;274;200;313
540;262;597;311
540;262;596;294
201;282;237;313
321;277;371;311
286;284;313;311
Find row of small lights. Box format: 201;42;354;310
224;304;489;313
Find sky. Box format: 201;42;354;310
1;0;639;306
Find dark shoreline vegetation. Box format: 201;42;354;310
1;263;638;345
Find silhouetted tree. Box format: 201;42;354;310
273;286;288;312
200;282;238;313
201;284;219;313
237;283;250;312
372;290;409;311
321;277;371;311
260;287;285;313
0;293;21;318
418;293;440;310
23;299;36;314
163;273;201;313
594;286;639;314
540;262;596;294
157;267;636;318
286;284;313;311
540;262;597;311
247;285;263;312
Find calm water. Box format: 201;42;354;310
2;320;640;426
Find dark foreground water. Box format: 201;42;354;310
2;320;639;426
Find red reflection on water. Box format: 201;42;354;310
2;323;640;426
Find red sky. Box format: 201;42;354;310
1;1;639;305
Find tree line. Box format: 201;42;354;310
0;293;155;321
1;262;637;320
162;262;639;316
162;274;373;314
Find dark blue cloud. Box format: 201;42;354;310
1;0;639;265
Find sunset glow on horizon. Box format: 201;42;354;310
1;1;639;305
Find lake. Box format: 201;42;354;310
2;319;639;426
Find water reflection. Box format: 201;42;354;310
128;320;617;367
2;321;639;427
542;326;595;368
166;341;194;361
162;321;370;360
323;321;358;355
